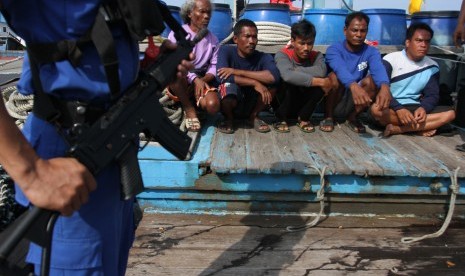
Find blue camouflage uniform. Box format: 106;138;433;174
1;0;140;275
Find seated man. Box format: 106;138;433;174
371;23;456;137
322;11;391;133
168;0;220;132
216;19;280;134
274;19;332;133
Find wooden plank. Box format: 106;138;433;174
210;120;247;174
244;119;281;174
339;123;414;176
127;214;465;276
302;123;381;176
364;127;446;178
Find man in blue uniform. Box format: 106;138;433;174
0;1;192;275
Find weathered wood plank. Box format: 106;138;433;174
209;116;465;178
301;122;380;175
210;121;248;173
127;214;465;276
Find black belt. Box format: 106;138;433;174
32;97;107;129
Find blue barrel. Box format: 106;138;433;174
290;11;303;24
406;14;411;28
241;3;291;26
161;6;182;38
209;4;233;43
361;9;406;45
303;9;348;45
411;11;460;46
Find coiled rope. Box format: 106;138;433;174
220;21;291;45
286;165;328;232
158;89;187;132
1;86;33;129
401;167;461;244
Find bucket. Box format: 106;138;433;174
290;11;303;24
411;11;459;46
161;6;182;38
361;9;406;45
303;9;348;45
209;4;233;43
241;3;292;26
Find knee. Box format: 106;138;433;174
370;104;383;121
205;96;220;115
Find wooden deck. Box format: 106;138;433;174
127;213;465;275
209;115;465;178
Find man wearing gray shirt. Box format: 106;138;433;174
274;20;332;133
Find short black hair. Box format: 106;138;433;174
233;19;257;36
406;22;434;40
345;11;370;27
291;19;316;41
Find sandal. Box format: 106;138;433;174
273;121;290;133
319;118;334;132
347;120;366;133
185;117;201;132
297;120;315;133
217;120;234;134
247;118;270;133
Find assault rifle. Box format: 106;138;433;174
0;2;204;275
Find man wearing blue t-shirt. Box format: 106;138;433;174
216;19;280;134
371;23;455;137
322;12;391;133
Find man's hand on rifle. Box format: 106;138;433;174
22;158;97;217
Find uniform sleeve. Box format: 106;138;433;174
325;43;357;88
420;71;440;113
367;47;390;88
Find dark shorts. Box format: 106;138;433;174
218;82;259;119
333;88;355;119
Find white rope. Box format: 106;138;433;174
2;86;33;128
401;167;461;244
220;21;291;46
286;165;328;232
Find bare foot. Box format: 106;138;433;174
416;129;437;137
383;124;401;137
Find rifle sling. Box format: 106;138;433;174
27;4;122;129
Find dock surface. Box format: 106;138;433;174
127;213;465;275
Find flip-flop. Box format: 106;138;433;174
297;120;315;133
217;120;234;134
347;120;366;133
319;118;334;132
185;117;201;132
248;118;270;133
273;121;290;133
